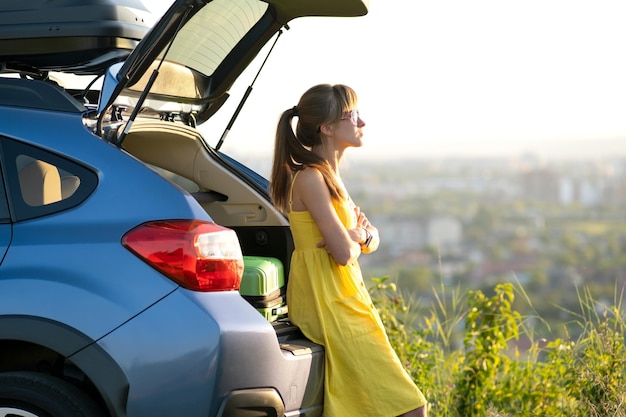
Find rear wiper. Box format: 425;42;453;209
215;24;289;151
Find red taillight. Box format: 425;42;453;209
122;220;244;292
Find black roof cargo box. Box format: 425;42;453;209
0;0;152;75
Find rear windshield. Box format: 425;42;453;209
162;0;268;78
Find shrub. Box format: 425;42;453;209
369;277;626;417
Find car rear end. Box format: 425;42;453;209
110;117;327;417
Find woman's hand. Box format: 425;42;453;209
352;205;379;253
355;206;370;229
349;206;369;243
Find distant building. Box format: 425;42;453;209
558;177;575;205
426;216;463;248
578;178;604;207
375;215;427;256
521;169;558;202
558;176;606;207
374;215;463;257
603;179;626;206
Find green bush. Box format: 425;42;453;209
369;277;626;417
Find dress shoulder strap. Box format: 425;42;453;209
289;170;301;207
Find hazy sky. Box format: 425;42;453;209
142;1;626;160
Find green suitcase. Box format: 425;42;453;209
240;256;288;322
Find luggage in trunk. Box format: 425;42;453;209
240;256;288;322
0;0;151;74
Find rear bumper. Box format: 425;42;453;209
97;288;323;417
216;388;284;417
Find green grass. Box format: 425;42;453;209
369;277;626;417
566;221;626;235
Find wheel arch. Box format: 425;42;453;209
0;315;129;417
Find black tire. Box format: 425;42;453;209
0;371;105;417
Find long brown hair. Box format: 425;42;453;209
270;84;358;214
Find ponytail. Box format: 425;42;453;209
270;109;301;214
270;84;358;214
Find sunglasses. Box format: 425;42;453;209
340;109;360;125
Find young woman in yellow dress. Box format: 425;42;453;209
270;84;427;417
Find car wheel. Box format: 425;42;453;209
0;371;105;417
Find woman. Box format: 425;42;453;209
270;84;427;417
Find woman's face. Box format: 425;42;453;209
332;108;366;149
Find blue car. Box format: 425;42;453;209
0;0;368;416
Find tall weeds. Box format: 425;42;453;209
369;277;626;417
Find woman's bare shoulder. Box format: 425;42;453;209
298;166;323;178
294;167;325;188
292;167;331;210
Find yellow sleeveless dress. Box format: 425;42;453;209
287;175;427;417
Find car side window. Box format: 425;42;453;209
0;137;98;221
